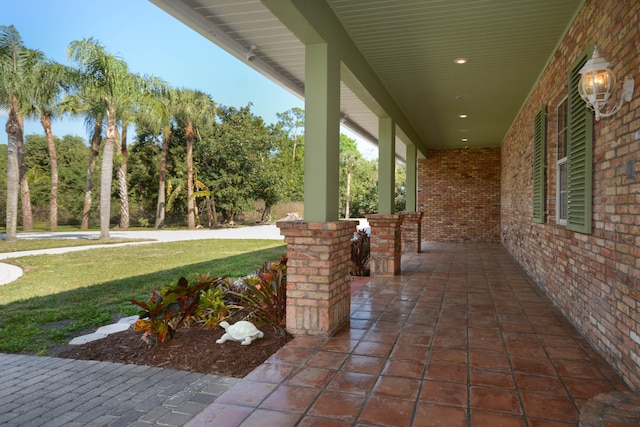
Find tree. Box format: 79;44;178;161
339;134;362;219
68;38;133;239
172;88;215;229
0;25;37;240
26;59;73;231
136;85;174;229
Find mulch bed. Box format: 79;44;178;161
57;325;292;378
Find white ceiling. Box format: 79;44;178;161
150;0;583;159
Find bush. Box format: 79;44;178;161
351;230;370;276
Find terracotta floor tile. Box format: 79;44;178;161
527;419;579;427
471;409;527;427
382;358;426;378
413;403;467;427
286;336;325;349
215;381;277;407
259;384;320;413
510;355;556;376
513;373;566;396
305;351;348;369
470;351;511;370
239;408;301;427
267;347;315;365
520;392;579;422
186;403;252;426
500;322;534;333
331;327;367;340
353;340;394;357
424;362;467;383
297;416;353;427
371;320;401;331
307;390;365;420
319;338;359;353
544;344;589;361
286;367;336;389
362;329;399;343
468;328;502;339
342;354;386;374
396;332;433;346
390;343;430;361
326;371;377;395
432;334;467;349
552;359;605;380
429;348;467;364
420;380;468;407
243;362;296;383
469;337;507;353
501;331;539;343
470;367;515;389
358;396;415;427
562;376;615;399
372;376;421;400
505;341;547;357
470;386;522;414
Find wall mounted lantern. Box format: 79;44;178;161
578;45;634;121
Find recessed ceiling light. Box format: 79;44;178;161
462;138;468;142
454;58;468;64
459;114;468;118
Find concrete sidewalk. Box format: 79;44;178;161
0;225;285;285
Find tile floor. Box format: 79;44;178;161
187;242;630;427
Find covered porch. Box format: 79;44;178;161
187;242;633;426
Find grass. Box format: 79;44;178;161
0;239;287;355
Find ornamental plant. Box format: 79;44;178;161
130;274;217;345
233;256;288;332
351;230;370;276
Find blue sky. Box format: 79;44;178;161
1;0;377;158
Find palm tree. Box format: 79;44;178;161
136;85;174;229
173;88;215;229
68;38;133;240
27;59;73;231
341;150;359;219
0;25;37;240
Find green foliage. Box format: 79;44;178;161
232;256;288;331
130;274;217;345
192;285;238;329
351;230;371;276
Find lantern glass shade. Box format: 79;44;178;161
578;68;615;105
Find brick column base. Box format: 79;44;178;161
366;214;404;276
277;220;358;336
401;211;423;254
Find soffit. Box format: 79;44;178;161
150;0;582;154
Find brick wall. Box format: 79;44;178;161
418;147;501;242
501;0;640;389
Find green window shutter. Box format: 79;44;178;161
567;51;594;234
532;106;546;223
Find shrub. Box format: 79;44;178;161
351;230;370;276
130;274;217;345
233;256;288;332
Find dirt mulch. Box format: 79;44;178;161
57;325;292;378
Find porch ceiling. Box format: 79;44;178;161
149;0;583;156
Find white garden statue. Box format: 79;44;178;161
216;321;264;346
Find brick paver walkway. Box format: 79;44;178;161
0;353;239;426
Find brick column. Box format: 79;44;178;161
277;220;358;336
401;211;423;254
366;214;404;276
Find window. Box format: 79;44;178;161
532;106;546;223
566;51;594;234
556;98;568;225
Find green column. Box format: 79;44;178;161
378;117;395;214
405;143;417;211
304;43;341;221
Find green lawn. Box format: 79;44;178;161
0;239;287;355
